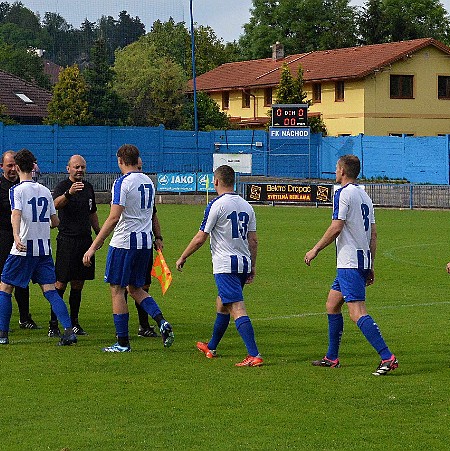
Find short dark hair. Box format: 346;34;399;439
214;165;235;187
117;144;139;166
338;154;360;179
14;148;36;173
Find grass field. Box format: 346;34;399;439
1;204;449;451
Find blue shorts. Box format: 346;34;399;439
214;273;248;304
105;246;151;288
331;268;370;302
1;254;56;288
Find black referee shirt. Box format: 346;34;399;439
0;175;17;232
53;178;97;238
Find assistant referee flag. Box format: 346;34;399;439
151;249;173;295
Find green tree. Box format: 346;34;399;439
45;64;92;125
83;38;128;125
0;42;51;89
182;92;231;131
358;0;389;45
113;39;187;128
275;63;327;135
0;103;16;124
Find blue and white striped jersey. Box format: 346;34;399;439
9;180;56;256
109;172;154;249
333;183;375;269
200;193;256;274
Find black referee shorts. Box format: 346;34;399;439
55;235;95;283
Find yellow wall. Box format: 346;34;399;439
209;45;450;136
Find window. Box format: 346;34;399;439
264;88;272;107
390;75;414;99
312;83;321;103
242;91;250;108
222;91;229;110
335;81;344;101
15;93;34;104
438;76;450;99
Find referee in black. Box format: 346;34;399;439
48;155;100;337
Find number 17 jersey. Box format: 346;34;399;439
200;193;256;274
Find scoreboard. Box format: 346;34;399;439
272;104;308;127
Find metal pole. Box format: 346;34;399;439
189;0;199;167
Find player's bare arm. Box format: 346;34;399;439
304;219;344;266
366;223;377;285
176;230;209;271
11;209;25;252
246;231;258;284
83;204;123;266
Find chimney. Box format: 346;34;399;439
271;42;284;61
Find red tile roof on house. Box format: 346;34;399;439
189;38;450;92
0;70;52;122
43;59;62;85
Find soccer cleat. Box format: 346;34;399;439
58;332;78;346
48;325;61;338
72;324;88;336
102;342;131;353
159;321;174;348
19;315;41;330
196;341;217;359
0;336;9;345
372;355;399;376
138;326;158;338
312;356;341;368
235;355;264;367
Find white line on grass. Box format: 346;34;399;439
253;300;450;322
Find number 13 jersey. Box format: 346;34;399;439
200;193;256;274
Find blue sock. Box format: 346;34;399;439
208;313;230;350
235;315;259;357
44;290;72;329
139;296;162;319
326;313;344;361
0;291;13;332
113;313;129;338
357;315;392;360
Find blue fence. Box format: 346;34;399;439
1;123;449;184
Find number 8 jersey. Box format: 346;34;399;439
332;183;375;270
200;193;256;274
9;180;56;256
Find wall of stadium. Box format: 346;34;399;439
1;123;449;184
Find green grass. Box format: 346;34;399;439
1;205;449;450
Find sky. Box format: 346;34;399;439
17;0;450;43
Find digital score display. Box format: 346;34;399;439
272;104;308;127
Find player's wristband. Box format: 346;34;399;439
64;190;72;199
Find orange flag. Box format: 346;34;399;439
151;249;173;295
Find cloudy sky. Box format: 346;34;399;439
18;0;450;43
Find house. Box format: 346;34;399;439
189;38;450;136
0;70;52;124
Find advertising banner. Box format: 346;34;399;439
197;173;215;192
246;183;333;203
157;173;196;192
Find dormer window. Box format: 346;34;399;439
15;93;34;104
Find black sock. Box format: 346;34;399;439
118;336;129;347
153;314;164;328
69;289;82;325
135;301;150;329
14;286;30;323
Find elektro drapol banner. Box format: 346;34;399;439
246;183;332;203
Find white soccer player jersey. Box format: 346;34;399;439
332;183;375;269
109;172;154;249
200;193;256;274
9;180;56;256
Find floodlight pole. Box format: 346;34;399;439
189;0;199;167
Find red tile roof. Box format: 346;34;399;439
0;69;52;122
43;59;63;85
189;38;450;92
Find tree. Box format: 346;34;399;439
182;92;231;131
0;103;16;124
45;65;92;125
41;12;74;66
113;39;187;128
358;0;389;45
0;42;51;89
83;38;128;125
275;63;327;135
